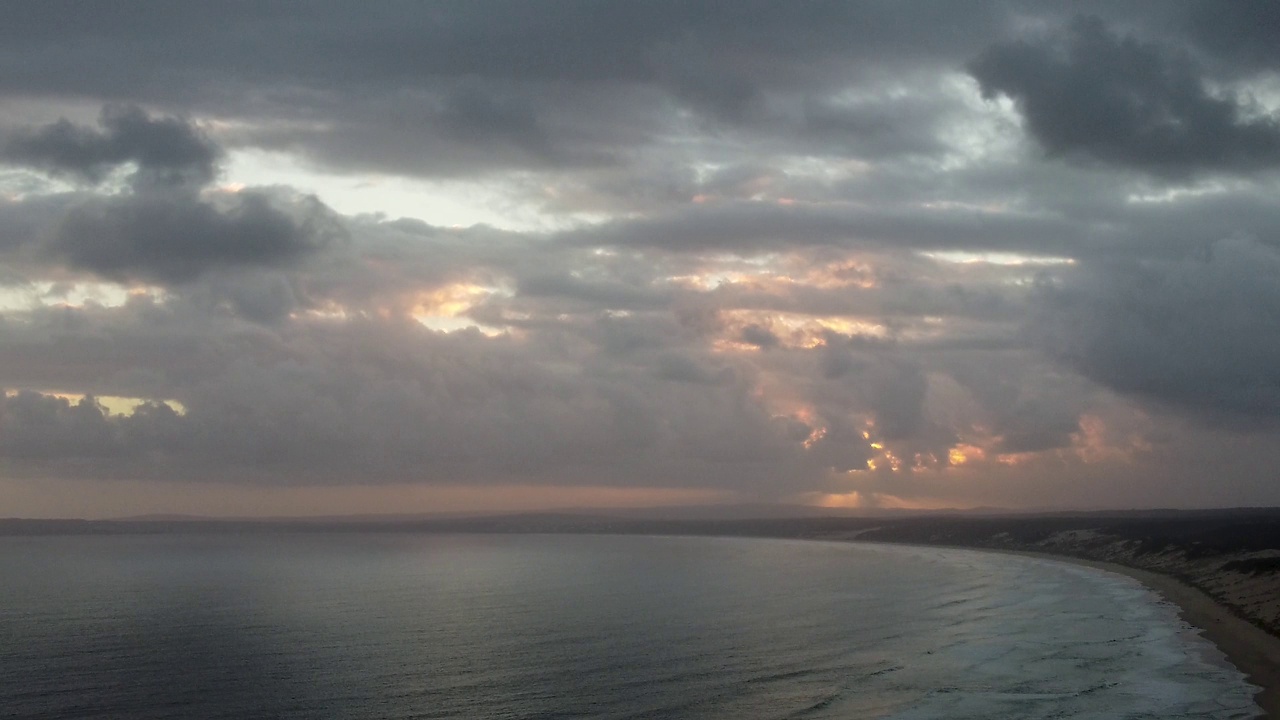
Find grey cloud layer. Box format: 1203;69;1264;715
3;105;221;189
0;2;1272;179
50;190;342;284
0;308;813;492
0;1;1023;177
2;2;1279;506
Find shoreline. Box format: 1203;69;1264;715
5;522;1278;715
905;545;1280;718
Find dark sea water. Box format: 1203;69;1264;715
0;533;1262;719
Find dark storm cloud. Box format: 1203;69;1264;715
3;106;220;188
47;190;343;284
430;87;579;167
0;391;184;462
0;392;125;460
0;2;1272;184
0;102;345;286
0;1;1003;94
738;324;779;349
794;93;952;160
1179;0;1280;72
969;16;1280;177
1030;237;1280;422
187;270;301;325
0;2;1016;178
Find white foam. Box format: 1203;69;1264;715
860;545;1262;719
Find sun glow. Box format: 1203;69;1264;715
5;390;186;416
806;490;950;511
948;443;986;466
859;434;904;474
0;281;166;311
409;282;508;335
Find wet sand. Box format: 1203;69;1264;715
1014;551;1280;719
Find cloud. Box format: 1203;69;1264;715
45;189;343;284
738;323;779;349
516;270;670;312
1178;0;1280;73
561;200;1088;255
942;352;1089;454
861;358;929;440
186;269;301;325
0;391;182;462
0;315;811;492
969;16;1280;177
0;105;343;287
651;352;727;385
0;3;1018;181
0;294;285;400
1030;237;1280;421
5;4;1280;512
3;105;221;189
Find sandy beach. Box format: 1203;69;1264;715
1015;551;1280;719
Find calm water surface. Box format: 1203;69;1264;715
0;533;1262;719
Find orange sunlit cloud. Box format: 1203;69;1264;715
804;490;958;512
411;282;491;318
1071;414;1150;464
407;282;509;335
711;308;887;352
671;256;878;292
948;443;986;466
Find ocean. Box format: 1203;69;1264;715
0;533;1263;719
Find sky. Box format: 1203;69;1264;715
2;1;1280;518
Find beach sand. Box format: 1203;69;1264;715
1017;551;1280;719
